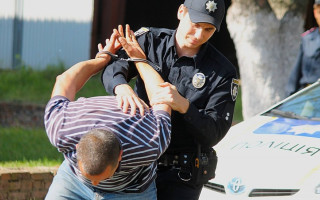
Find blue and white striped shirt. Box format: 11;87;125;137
44;95;171;193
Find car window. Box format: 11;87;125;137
274;85;320;119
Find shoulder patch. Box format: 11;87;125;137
231;79;240;101
301;27;317;37
134;27;150;37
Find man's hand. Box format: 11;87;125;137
115;24;146;60
114;84;149;116
150;82;189;114
96;29;121;59
51;31;119;100
111;24;150;116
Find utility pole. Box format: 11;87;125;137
12;0;24;69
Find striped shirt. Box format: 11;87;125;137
44;95;171;193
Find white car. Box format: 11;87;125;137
200;79;320;200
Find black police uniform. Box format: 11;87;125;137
286;27;320;96
102;27;239;199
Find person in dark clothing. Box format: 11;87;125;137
101;0;239;199
286;0;320;96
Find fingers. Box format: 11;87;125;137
116;95;130;114
116;95;142;116
127;97;137;116
122;97;129;114
133;98;150;116
149;85;175;106
109;30;118;46
102;39;110;51
117;35;129;49
98;43;103;51
99;24;135;54
125;24;132;41
115;94;149;116
116;95;124;109
118;25;124;38
131;30;138;43
158;82;171;87
140;100;150;116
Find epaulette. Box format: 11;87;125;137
301;27;317;37
134;27;150;37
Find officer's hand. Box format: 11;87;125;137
150;82;189;114
114;84;149;116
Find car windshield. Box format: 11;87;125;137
265;84;320;120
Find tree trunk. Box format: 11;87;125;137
227;0;308;119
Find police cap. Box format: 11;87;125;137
184;0;225;31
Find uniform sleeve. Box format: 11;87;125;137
101;52;138;94
286;43;303;97
183;74;238;148
101;32;149;95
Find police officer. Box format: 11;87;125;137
286;0;320;96
101;0;239;199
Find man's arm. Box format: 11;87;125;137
101;25;150;116
51;58;110;100
114;25;171;114
51;31;120;101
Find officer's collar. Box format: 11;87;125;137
168;29;177;49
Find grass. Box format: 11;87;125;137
0;127;63;167
234;88;243;123
0;65;243;167
0;64;108;104
0;64;107;167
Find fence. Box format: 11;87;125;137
0;0;93;70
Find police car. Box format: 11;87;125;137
200;79;320;200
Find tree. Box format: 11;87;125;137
227;0;308;119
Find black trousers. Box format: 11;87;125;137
156;167;203;200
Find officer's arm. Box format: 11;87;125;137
184;76;237;148
151;70;238;148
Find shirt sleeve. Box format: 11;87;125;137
153;110;172;157
44;96;100;153
44;95;73;152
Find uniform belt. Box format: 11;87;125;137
158;153;195;182
158;153;194;167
